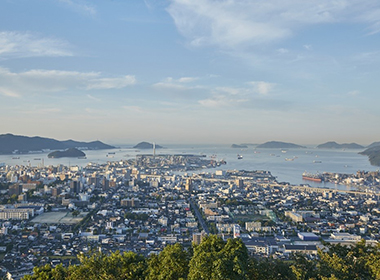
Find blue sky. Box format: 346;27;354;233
1;0;380;145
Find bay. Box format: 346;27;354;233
0;145;378;191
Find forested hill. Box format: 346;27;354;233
22;235;380;280
0;133;114;154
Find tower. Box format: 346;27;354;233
185;178;193;193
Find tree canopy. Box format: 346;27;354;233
22;237;380;280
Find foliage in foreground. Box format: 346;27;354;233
22;237;380;280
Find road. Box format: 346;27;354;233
189;198;210;234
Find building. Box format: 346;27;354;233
121;198;140;208
9;184;23;196
193;232;206;245
185;178;193;192
298;232;320;241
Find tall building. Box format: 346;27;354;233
185;178;193;192
233;224;241;238
70;181;80;194
235;179;244;188
193;232;206;245
9;184;22;196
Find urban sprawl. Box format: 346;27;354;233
1;154;380;279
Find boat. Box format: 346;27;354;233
34;158;41;160
237;154;243;160
285;158;294;161
313;160;322;163
12;157;20;159
302;172;323;182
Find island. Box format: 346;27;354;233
0;133;114;155
367;141;380;149
48;148;86;158
317;141;364;149
256;141;306;149
231;144;248;149
133;142;163;149
359;146;380;167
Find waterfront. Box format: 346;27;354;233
0;144;378;190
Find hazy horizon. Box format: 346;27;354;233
1;1;380;145
1;132;378;147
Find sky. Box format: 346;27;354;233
1;0;380;145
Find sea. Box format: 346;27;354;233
1;145;378;192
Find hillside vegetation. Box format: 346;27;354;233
22;236;380;280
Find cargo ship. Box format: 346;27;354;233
302;172;323;182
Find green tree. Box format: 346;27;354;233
188;235;249;280
66;250;146;280
146;243;189;280
23;264;68;280
248;258;295;280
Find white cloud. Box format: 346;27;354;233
178;77;198;83
303;45;312;50
348;90;360;96
277;48;289;54
87;94;101;102
0;67;136;97
0;87;20;98
86;76;136;90
198;95;247;108
123;105;144;113
58;0;96;16
167;0;380;49
215;87;244;95
0;31;73;59
248;81;275;95
153;82;188;91
153;76;199;90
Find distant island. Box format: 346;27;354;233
231;144;248;149
133;142;163;149
359;146;380;166
0;133;115;155
47;148;86;158
256;141;306;149
317;141;364;149
367;141;380;149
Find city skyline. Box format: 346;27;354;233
1;0;380;145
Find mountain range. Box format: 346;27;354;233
256;141;306;149
317;141;365;149
0;133;114;155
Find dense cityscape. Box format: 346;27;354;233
1;151;380;279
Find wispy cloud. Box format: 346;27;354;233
303;45;312;51
199;81;275;108
348;90;360;96
0;67;136;97
87;94;101;102
198;95;247;108
0;31;73;59
248;81;276;95
86;76;136;90
178;77;198;83
167;0;380;50
123;105;144;113
58;0;96;17
152;76;199;90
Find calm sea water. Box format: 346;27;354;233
1;145;378;190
